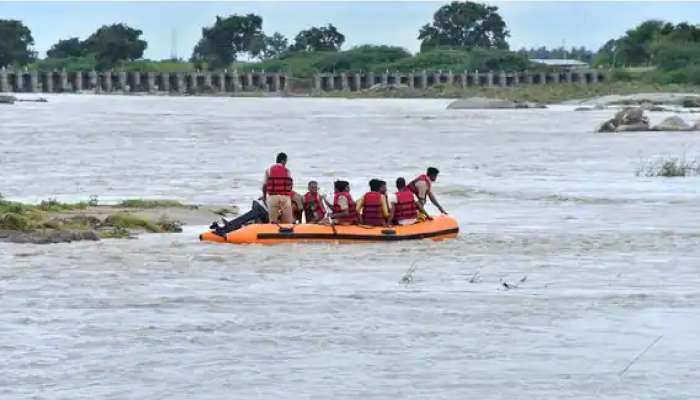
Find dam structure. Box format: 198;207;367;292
0;69;606;95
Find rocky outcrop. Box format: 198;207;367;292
448;97;546;110
575;104;606;111
0;95;16;104
597;107;649;132
566;93;700;108
652;116;692;131
682;97;700;108
0;229;100;244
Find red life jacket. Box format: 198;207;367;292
393;188;418;222
266;163;293;196
361;191;385;226
408;174;432;200
333;192;358;224
303;191;325;222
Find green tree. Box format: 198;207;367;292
46;37;84;58
289;24;345;52
0;19;36;67
262;32;289;59
82;24;147;70
191;14;265;69
615;20;665;66
418;1;509;52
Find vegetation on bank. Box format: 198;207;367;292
0;196;184;242
117;199;188;209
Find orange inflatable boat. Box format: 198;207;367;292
200;215;459;245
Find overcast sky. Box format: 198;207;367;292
2;1;699;59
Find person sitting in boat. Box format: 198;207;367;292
409;167;447;215
390;177;430;225
356;179;391;226
290;190;304;224
263;152;294;224
330;180;358;225
209;198;269;236
303;180;326;224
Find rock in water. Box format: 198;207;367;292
614;122;650;132
681;97;700;108
614;107;647;125
447;97;545;110
597;119;617;132
598;107;651;133
0;95;16;105
652;116;692;131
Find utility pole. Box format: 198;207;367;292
170;28;178;61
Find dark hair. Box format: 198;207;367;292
276;152;288;164
369;179;382;192
396;177;406;189
369;179;386;192
427;167;439;177
334;180;349;192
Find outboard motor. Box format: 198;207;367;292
211;200;269;237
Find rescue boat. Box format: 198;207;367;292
199;215;459;245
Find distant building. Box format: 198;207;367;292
529;59;589;69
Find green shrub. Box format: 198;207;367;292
384;48;529;72
104;213;161;232
637;157;700;177
312;45;411;72
30;55;97;72
0;213;30;231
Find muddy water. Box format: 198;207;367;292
1;95;700;399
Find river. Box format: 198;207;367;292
1;95;699;399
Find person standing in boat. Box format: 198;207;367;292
303;180;326;223
331;180;358;225
262;152;294;224
356;179;391;226
390;177;430;225
409;167;447;215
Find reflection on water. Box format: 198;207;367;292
1;95;699;399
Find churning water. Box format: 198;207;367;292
1;95;700;399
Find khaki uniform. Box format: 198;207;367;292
264;166;294;224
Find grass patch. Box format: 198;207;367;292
636;156;700;177
98;227;131;239
104;213;162;232
103;213;182;233
37;198;89;212
117;199;187;209
0;213;31;231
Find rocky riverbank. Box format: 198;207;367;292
0;198;236;244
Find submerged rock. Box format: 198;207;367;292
447;97;546;110
16;97;48;103
614;122;650;132
681;97;700;108
0;95;16;104
652;116;692;131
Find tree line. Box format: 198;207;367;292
0;1;698;84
